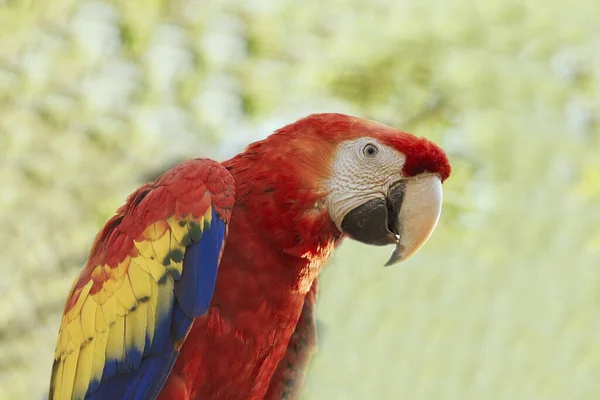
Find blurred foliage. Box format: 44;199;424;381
1;0;600;399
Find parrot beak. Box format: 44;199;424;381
340;174;443;266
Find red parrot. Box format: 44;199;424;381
49;113;451;400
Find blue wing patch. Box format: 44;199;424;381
174;208;227;318
86;207;226;400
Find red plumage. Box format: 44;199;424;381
63;160;234;313
50;158;236;400
156;114;450;399
52;113;450;400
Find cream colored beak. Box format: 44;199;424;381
385;174;443;266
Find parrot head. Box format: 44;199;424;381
324;132;449;266
229;113;451;266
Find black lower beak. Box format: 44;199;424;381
340;181;406;246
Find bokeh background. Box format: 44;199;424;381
1;0;600;399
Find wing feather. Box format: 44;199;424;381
49;159;235;400
73;336;95;397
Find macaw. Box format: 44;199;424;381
49;113;451;400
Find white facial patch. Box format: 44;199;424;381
325;138;406;230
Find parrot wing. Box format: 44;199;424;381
49;158;235;400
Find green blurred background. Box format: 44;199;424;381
1;0;600;399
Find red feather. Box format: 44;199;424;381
158;114;450;399
53;113;449;400
63;159;234;313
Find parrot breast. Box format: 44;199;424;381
160;157;342;400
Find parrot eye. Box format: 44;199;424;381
363;143;379;158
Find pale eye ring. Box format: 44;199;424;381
362;143;379;158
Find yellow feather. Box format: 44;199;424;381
54;336;62;359
51;356;65;400
73;340;94;400
100;295;117;327
125;302;147;356
141;220;168;241
167;236;185;279
116;300;129;317
90;328;108;385
130;256;149;274
89;268;110;305
132;256;165;282
204;207;213;224
64;330;77;355
105;315;125;363
93;287;108;305
115;257;131;279
146;278;158;346
115;274;138;311
68;319;84;352
128;262;152;301
80;296;97;341
167;217;189;245
58;325;70;357
101;266;119;297
94;304;107;333
156;275;174;323
151;229;172;260
70;282;93;319
134;239;154;258
60;345;80;400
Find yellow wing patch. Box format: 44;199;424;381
50;207;212;400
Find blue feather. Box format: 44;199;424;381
171;302;193;342
131;349;177;400
88;300;192;400
102;357;117;382
149;293;172;356
85;208;226;399
175;208;226;318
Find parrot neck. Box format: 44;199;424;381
222;155;343;292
